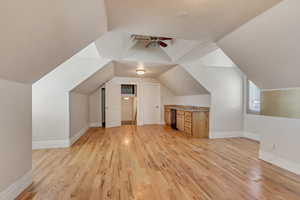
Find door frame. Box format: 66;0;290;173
142;82;161;125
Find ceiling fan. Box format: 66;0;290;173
132;34;173;48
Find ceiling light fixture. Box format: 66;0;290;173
136;68;146;75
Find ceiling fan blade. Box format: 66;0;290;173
158;41;168;48
158;37;173;41
145;41;154;48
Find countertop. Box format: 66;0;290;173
166;106;209;112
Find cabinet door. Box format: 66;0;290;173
165;111;171;125
176;116;185;131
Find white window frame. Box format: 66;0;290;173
248;80;261;113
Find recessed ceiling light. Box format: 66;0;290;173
123;97;129;100
136;69;146;75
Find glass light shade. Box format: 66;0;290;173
136;69;145;75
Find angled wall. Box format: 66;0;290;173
181;49;244;138
0;0;107;83
218;0;300;90
89;89;102;127
158;65;209;96
218;0;300;174
0;79;32;199
69;92;89;145
32;43;111;149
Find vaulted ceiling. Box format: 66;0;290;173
0;0;107;83
218;0;300;90
114;61;175;78
158;66;209;96
105;0;281;41
2;0;292;92
95;31;219;64
71;60;210;96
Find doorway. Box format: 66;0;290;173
121;84;137;125
101;87;106;127
121;96;137;125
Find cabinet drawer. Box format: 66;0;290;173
184;121;192;128
185;115;192;122
184;112;192;121
177;110;185;116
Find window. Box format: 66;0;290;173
248;80;261;113
121;84;136;95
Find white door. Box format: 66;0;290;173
143;83;161;124
105;82;121;128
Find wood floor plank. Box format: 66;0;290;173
17;125;300;200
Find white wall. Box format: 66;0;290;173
109;77;162;125
0;79;32;199
183;64;244;138
158;65;209;96
69;92;89;141
160;85;176;123
243;114;300;175
174;95;211;107
32;43;110;148
160;85;211;124
89;89;102;127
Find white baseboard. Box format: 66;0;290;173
209;131;243;139
70;126;89;145
89;122;102;127
106;121;121;128
0;170;32;200
33;126;90;149
243;132;260;142
32;139;69;150
259;150;300;175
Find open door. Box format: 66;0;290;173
105;81;121;128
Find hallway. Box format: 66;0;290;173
19;125;300;200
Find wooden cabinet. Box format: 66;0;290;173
164;105;209;138
190;111;209;138
165;108;171;125
176;111;185;131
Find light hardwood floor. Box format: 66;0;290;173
18;125;300;200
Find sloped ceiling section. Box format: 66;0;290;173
105;0;281;41
72;60;210;96
218;0;300;90
0;0;107;83
114;61;175;78
158;65;209;96
95;31;218;64
71;62;115;94
199;49;235;67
